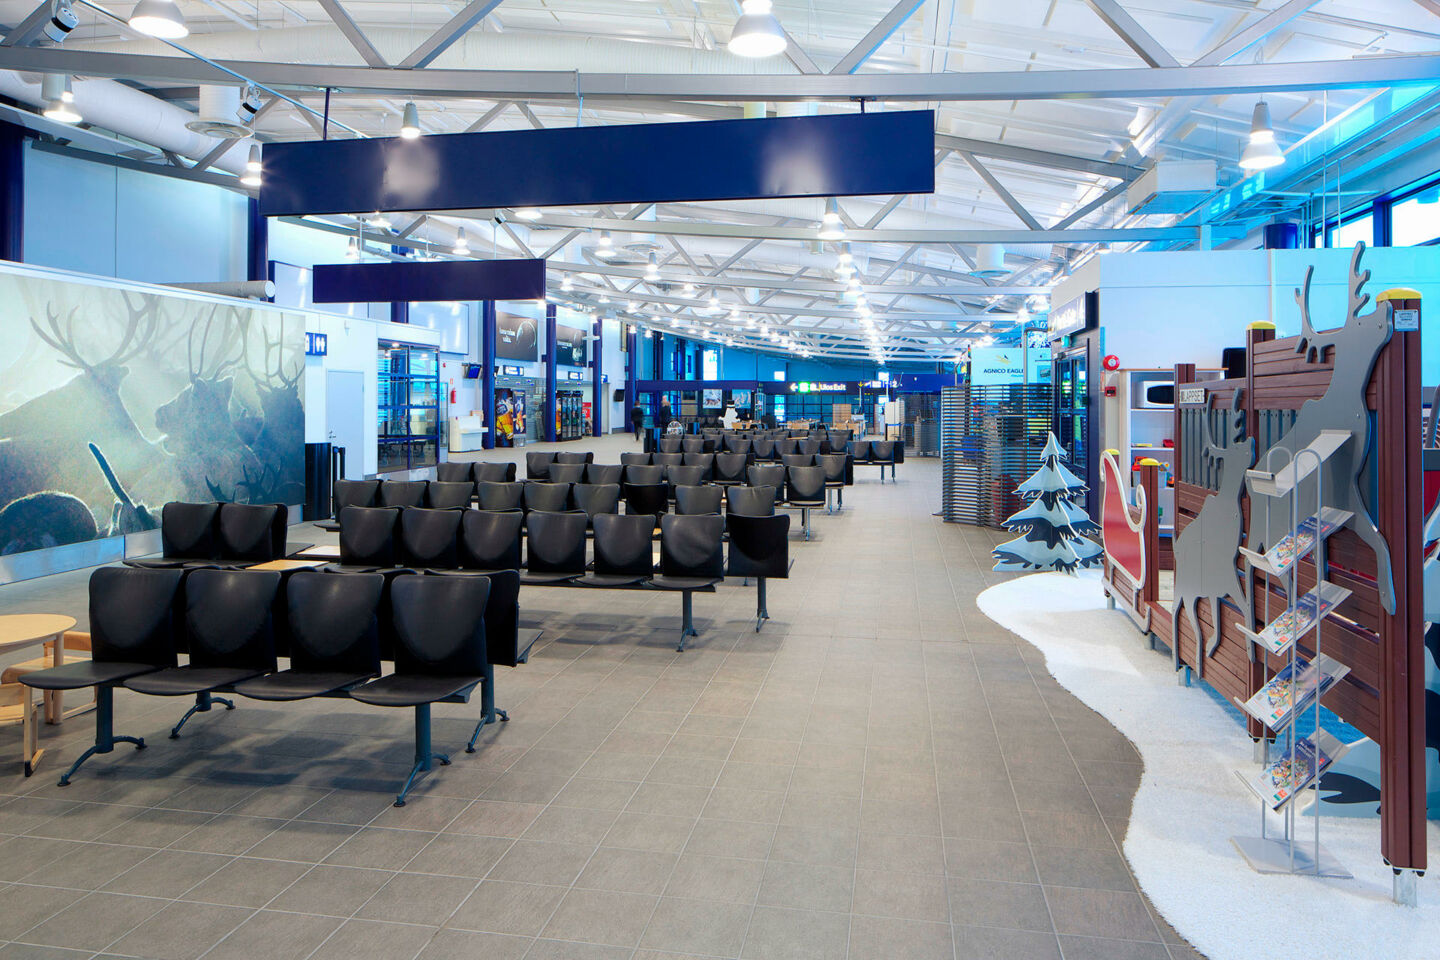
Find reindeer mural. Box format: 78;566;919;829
1244;243;1396;614
237;315;306;506
1171;390;1254;678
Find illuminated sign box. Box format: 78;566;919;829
1047;290;1098;341
970;347;1051;386
305;331;327;356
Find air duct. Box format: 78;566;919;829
164;279;276;299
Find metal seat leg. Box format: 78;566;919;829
755;578;770;633
396;703;450;807
58;686;145;786
467;662;509;753
677;592;699;652
170;691;235;739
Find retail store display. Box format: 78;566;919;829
992;433;1101;573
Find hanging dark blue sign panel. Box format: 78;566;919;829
259;111;936;217
311;258;546;303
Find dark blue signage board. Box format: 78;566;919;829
311;258;546;303
259;111;936;217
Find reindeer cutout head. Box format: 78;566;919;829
28;292;161;394
154;305;245;447
1294;242;1393;367
1201;389;1252;493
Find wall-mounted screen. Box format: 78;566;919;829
495;305;539;361
556;325;588;366
969;347;1051;386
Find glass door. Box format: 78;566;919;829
1052;345;1094;515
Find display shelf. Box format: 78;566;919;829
1240;580;1352;657
1237;653;1350;731
1235;730;1349;812
1238;507;1352;578
1245;430;1351;497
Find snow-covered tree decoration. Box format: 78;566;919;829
992;433;1102;573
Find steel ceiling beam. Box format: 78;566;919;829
1082;0;1179;68
0;1;57;47
1050;180;1129;230
314;0;388;68
399;0;506;69
551;260;1048;295
1194;0;1324;67
0;48;1430;102
829;0;928;75
959;152;1043;230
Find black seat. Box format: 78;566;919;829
781;454;813;469
666;465;706;491
585;463;623;485
658;437;682;454
683;452;715;482
474;462;517;483
124;501;218;568
726;484;776;518
726;513;791;632
623;482;669;521
334;505;401;570
869;440;897;482
334;479;380;514
522;510;588;584
555;451;592;465
234;572;383;701
215;502;285;565
849;440;872;464
526;451;556;480
351;574;492;805
426;481;475;510
817;453;850;512
547;462;586;484
750;438;776;461
675;485;722;516
797;440;822;457
620;452;651;467
681;437;708;454
653;452;683;470
523;481;572;515
126;568;281;736
572;483;621;526
713;453;748;486
724;436;751;456
786;465;827;540
399;506;462;569
20;566;182;783
477;481;524;512
378;480;428;508
775;438;799;457
650;514;725;650
747;464;786;490
578;513;656;587
436;462;473;483
625;463;664;485
458;509;524;571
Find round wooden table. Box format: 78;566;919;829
0;614;76;776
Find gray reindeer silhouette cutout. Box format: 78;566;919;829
1244;243;1396;615
1171;390;1254;678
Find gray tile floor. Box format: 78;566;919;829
0;436;1208;960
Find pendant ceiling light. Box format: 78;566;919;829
399;102;421;140
597;230;613;249
1239;100;1284;171
728;0;786;58
128;0;188;39
454;228;469;254
818;198;845;241
240;144;262;187
645;254;660;280
40;73;80;124
345;237;360;260
513;208;542;220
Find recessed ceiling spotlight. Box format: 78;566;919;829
454;229;469;254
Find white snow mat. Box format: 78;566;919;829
976;572;1440;960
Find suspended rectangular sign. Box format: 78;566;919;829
311;258;546;303
259;111;936;217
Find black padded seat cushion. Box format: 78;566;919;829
126;665;265;696
21;661;160;690
233;670;377;701
350;673;483;707
575;573;649;588
648;576;720;591
520;571;580;585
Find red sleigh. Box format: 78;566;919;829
1100;449;1161;633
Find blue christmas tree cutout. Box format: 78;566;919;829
992;433;1102;574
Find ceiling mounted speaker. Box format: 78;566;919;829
971;244;1006;278
185;85;251;138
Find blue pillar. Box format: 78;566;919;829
544;303;558;442
481;301;497;449
624;325;638;434
591;317;603;438
390;241;409;324
0;122;22;263
245;197;267;289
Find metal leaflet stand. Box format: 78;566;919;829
1232;440;1351;879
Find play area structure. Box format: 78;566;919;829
1098;245;1425;900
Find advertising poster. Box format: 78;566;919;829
494;387;526;445
702;388;723;408
495;304;539;361
556;325;588;366
969;347;1052;386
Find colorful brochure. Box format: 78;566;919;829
1246;581;1352;657
1248;730;1348;811
1240;654;1350;730
1239;508;1352;578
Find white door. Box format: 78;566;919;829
326;370;366;480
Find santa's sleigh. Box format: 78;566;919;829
1100;449;1162;634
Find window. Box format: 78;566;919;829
1328;212;1374;249
1391;184;1440;247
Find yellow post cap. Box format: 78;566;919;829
1137;457;1162;467
1247;321;1277;330
1377;288;1422;302
1103;448;1120;456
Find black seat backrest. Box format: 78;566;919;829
285;571;383;676
378;480;428;508
797;440;821;457
781;454;813;469
547;463;586;484
775;438;798;456
479;569;522;666
726;484;776;518
525;511;588;575
390;574;489;676
747;464;786;490
333;480;380;517
659;514;724;579
473;462;517;483
426;481;475;510
339;505;401;567
674;485;722;516
658;437;682;454
666;465;706;488
160;502;219;560
869;440;895;463
591;513;657;578
724;436;751;456
585;463;623;485
849;440;872;462
624;464;664;485
554;451;592;465
713;453;748;484
217;503;283;562
572;483;621;521
526;451;556;480
681;437;707;454
88;566;182;667
459;510;523;570
435;462;473;483
817;454;849;484
620;452;651;467
523;481;572;514
750;438;775;459
183;568;280;672
652;452;683;469
399;506;462;569
622;482;669;519
476;481;524;512
683;452;715;479
786;465;826;503
726;514;791;579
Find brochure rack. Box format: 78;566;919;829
1232;434;1354;878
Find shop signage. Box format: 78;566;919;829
789;381;849;393
305;331;327;356
500;364;524;375
1178;386;1208;404
970;347;1050;386
1048;290;1097;341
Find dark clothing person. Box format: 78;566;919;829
659;402;673;427
630;404;644;442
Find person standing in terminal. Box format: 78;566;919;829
630;402;644;443
659;397;673;428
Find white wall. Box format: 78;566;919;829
603;317;626;432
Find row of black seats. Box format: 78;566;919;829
122;501;289;569
21;565;528;805
335;504;789;647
